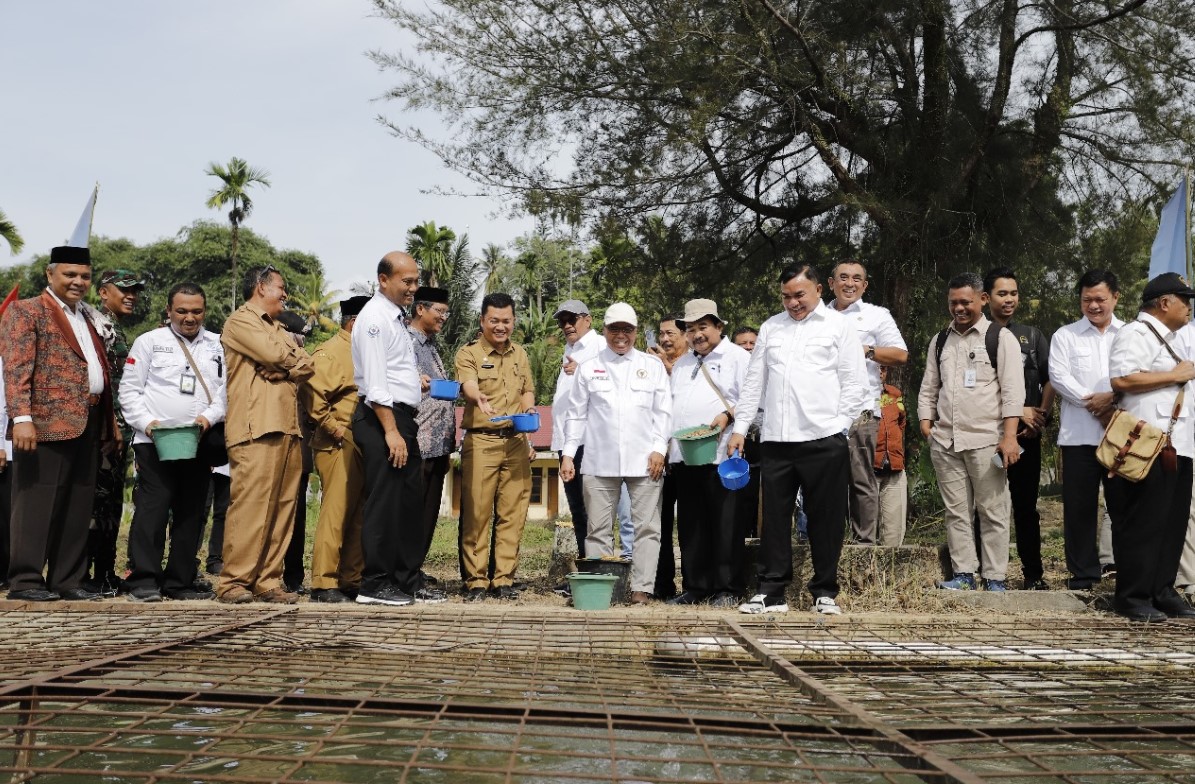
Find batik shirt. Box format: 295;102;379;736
409;326;457;459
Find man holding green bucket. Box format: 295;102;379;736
560;302;672;605
120;283;226;602
668;299;750;608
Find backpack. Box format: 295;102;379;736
934;324;1004;385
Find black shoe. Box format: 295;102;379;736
192;576;214;593
1113;600;1168;623
207;559;224;576
492;585;519;601
667;591;707;605
1024;579;1049;591
1154;595;1195;618
341;587;359;601
654;587;677;601
165;587;215;601
1101;563;1117;579
85;576;121;598
285;583;309;596
7;588;61;602
60;587;103;601
708;592;740;608
311;588;353;604
552;581;572;597
419;571;439;587
464;587;487;602
413;587;448;604
128;586;164;602
355;586;414;607
1066;579;1095;590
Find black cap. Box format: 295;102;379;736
340;295;370;318
1142;272;1195;303
415;287;449;305
50;246;91;265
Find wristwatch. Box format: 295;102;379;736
865;345;876;361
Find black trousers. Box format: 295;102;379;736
204;472;231;571
1007;434;1043;583
353;403;425;595
758;435;849;600
8;409;100;592
654;469;679;597
561;446;587;556
1060;445;1113;588
0;465;11;585
88;432;129;583
734;434;762;540
673;463;743;596
1105;455;1193;613
125;444;209;592
284;441;314;588
420;453;451;560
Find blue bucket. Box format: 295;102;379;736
490;412;540;433
429;379;461;400
717;449;750;491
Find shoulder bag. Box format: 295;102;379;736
1096;323;1185;481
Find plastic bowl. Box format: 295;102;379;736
673;424;723;465
717;449;750;491
153;425;202;461
429;379;461;400
491;412;540;432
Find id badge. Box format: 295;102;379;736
963;368;976;388
180;373;197;395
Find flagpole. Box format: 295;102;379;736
1186;167;1192;283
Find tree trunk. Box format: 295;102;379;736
230;221;240;309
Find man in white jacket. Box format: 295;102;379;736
119;283;227;601
561;303;672;604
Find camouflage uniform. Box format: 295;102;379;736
84;294;135;590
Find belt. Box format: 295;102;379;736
466;428;518;438
87;393;102;407
393;402;417;417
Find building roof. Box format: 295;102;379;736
454;405;555;450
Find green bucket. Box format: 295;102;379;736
673;424;723;466
567;572;620;610
153;425;202;461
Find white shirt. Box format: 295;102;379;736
0;356;12;456
563;347;672;477
732;301;868;443
48;287;105;395
551;328;605;451
1049;315;1124;446
1109;312;1194;458
120;326;228;445
829;298;907;414
669;338;750;464
352;292;420;409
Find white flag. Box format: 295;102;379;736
67;184;99;247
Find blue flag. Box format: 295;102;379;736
1149;177;1190;279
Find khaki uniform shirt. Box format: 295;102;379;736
222;302;316;447
455;336;535;431
300;329;358;452
917;316;1025;451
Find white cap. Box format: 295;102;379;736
603;302;638;327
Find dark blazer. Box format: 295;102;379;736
0;290;115;442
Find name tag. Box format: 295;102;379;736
180;371;196;395
963;368;976;388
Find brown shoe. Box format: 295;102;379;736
217;586;254;605
257;588;299;604
630;591;653;605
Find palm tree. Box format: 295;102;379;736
289;272;341;332
0;208;24;255
479;243;507;294
204;157;271;307
406;221;456;286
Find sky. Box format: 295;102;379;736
0;1;533;297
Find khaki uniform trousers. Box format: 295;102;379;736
311;432;365;591
876;470;908;547
219;433;302;597
459;432;531;589
929;440;1012;581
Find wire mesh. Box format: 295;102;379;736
1;607;1194;782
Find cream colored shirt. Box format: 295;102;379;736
917;316;1026;451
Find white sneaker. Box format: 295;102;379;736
738;594;788;614
813;596;842;615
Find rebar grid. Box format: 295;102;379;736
1;608;1194;783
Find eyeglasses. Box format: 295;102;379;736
557;313;584;325
418;303;450;319
605;324;636;334
256;264;281;287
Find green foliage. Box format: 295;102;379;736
406;221;457;287
204;156;272;307
0;208;24;255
